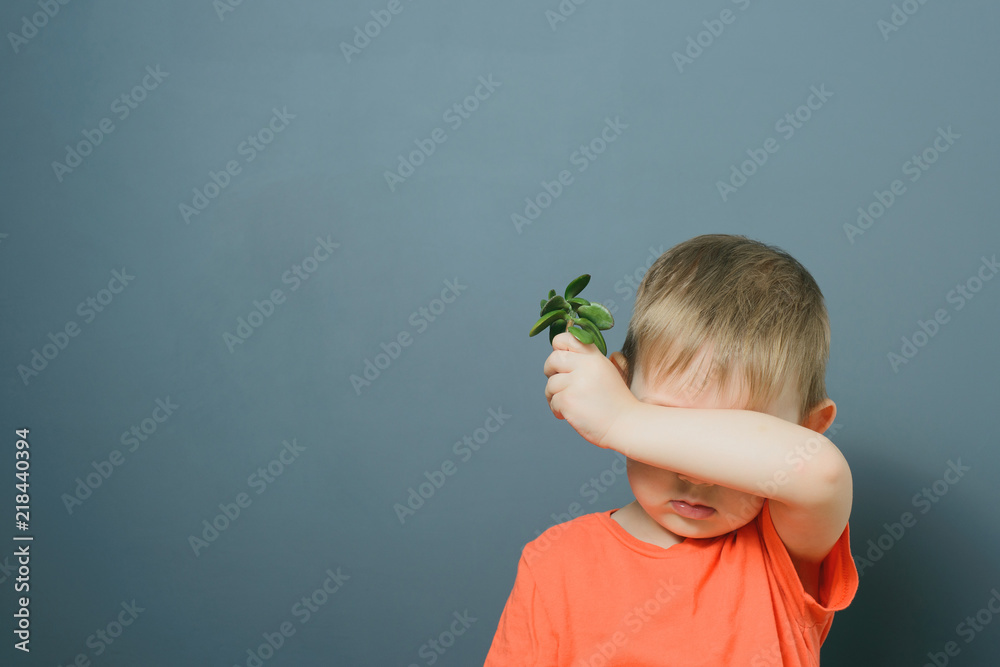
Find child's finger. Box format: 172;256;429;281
551;330;585;352
544;372;571;404
542;349;576;377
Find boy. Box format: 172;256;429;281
485;234;858;666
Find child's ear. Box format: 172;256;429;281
801;398;836;433
609;351;629;386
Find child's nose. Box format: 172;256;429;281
677;473;713;486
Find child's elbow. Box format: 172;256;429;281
813;444;853;515
801;438;852;508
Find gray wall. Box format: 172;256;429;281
2;1;998;665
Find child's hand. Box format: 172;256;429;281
543;331;639;450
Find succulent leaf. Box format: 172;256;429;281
529;309;567;337
541;295;570;316
548;318;567;344
568;325;594;345
577;303;614;330
576;318;607;355
564;274;591;300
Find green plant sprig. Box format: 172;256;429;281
528;274;614;355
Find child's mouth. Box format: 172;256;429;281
670;500;716;520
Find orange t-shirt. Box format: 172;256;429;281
484;500;858;666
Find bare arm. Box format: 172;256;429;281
608;403;853;567
608;402;847;506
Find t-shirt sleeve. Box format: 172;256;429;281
758;499;860;630
483;551;560;666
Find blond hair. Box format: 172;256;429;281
619;234;830;424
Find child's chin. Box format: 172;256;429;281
660;516;716;537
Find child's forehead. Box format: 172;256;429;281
638;347;744;406
639;374;752;414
